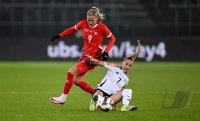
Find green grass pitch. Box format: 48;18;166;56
0;62;199;121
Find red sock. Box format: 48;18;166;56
63;72;74;94
77;81;94;94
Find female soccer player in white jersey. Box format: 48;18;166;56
87;40;141;111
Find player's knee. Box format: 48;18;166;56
122;89;132;96
94;90;104;97
127;89;132;94
68;70;75;75
68;67;78;76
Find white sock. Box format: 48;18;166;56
122;89;132;105
60;93;67;100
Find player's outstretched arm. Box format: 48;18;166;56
85;55;104;67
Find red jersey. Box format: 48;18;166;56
59;19;115;58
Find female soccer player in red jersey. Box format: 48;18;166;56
49;7;116;105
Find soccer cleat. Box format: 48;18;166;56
121;105;138;111
49;97;65;105
95;95;104;110
89;95;99;111
89;99;96;111
89;95;104;111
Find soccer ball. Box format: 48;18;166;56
99;96;114;112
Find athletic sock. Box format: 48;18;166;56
60;93;67;100
77;81;94;94
63;72;74;94
122;89;132;105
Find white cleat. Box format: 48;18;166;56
49;97;65;105
96;95;105;109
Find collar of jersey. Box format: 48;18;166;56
118;66;128;75
88;24;98;28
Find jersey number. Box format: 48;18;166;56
88;35;92;43
117;77;122;83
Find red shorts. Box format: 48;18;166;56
75;47;102;77
75;60;94;77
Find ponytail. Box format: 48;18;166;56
124;40;141;61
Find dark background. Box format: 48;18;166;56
0;0;200;61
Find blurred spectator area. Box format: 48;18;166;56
0;0;200;38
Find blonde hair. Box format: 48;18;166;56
124;40;141;61
87;6;105;21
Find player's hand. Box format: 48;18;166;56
85;55;95;63
85;55;99;65
51;35;60;42
85;55;93;60
101;52;109;61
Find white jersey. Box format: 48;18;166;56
96;62;129;95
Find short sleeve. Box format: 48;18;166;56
103;62;111;70
103;62;117;70
74;20;85;30
101;25;112;38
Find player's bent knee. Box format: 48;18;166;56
122;89;132;96
67;70;74;75
67;71;74;77
93;90;104;97
68;67;78;76
127;89;132;94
